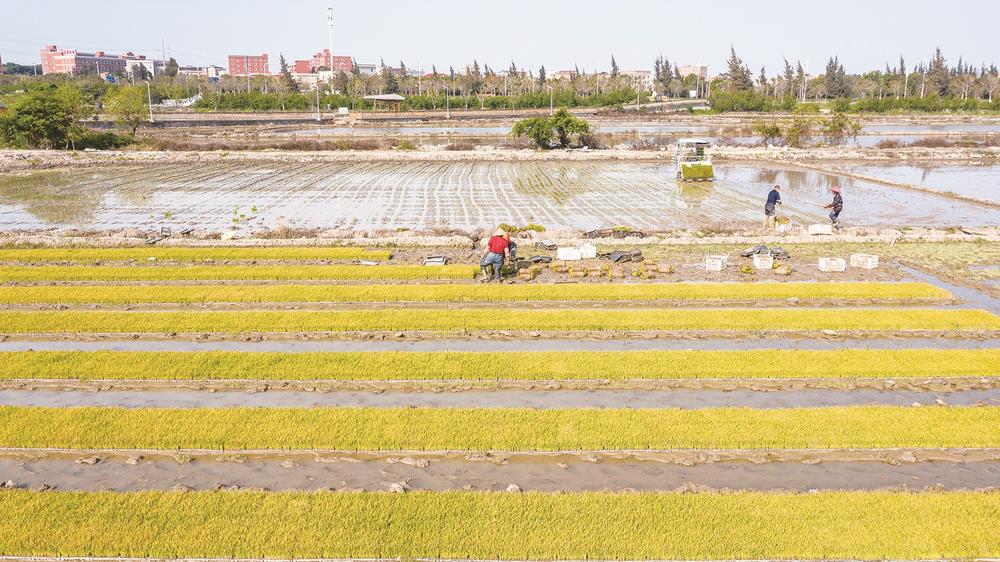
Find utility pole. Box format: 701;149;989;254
245;55;250;92
547;85;553;115
316;87;322;122
327;1;334;75
442;85;450;119
920;60;927;98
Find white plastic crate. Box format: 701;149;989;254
578;242;597;259
818;257;847;273
705;256;727;272
850;254;879;269
808;224;834;236
753;254;774;270
557;247;583;261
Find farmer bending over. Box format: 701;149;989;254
763;184;782;230
480;227;511;283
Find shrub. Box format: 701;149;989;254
512;109;591;149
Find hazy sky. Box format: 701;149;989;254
4;0;998;75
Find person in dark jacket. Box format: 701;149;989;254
763;185;782;230
825;185;844;229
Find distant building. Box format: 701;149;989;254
293;60;313;74
355;63;377;76
177;65;225;79
552;70;576;80
621;70;653;89
40;45;129;75
227;54;270;76
677;65;709;80
124;56;165;79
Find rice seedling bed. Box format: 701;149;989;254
0;489;996;559
1;308;996;335
0;264;478;282
0;405;995;451
0;282;952;305
0;247;391;263
3;349;997;382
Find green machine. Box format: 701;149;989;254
675;138;714;181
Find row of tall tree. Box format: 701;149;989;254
720;47;1000;102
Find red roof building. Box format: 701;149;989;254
227;54;270;76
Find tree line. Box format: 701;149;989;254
712;46;1000;111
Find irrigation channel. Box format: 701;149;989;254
1;162;998;231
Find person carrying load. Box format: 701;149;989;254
824;185;844;229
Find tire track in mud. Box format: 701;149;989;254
1;388;996;410
2;454;997;493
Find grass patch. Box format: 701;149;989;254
0;247;391;263
0;264;478;282
3;349;998;381
0;405;996;451
0;490;996;560
0;282;952;304
0;308;995;334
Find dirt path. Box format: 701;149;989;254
3;455;997;493
2;388;996;410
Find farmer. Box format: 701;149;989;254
824;185;844;229
763;184;782;230
480;227;511;282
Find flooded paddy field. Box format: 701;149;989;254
2;161;996;231
834;164;1000;203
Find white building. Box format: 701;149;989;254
677;65;709;80
621;70;654;90
124;57;165;79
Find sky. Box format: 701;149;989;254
3;0;999;75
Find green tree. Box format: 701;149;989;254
724;46;755;91
278;54;300;93
104;85;149;136
164;57;179;78
511;116;552;148
0;84;89;148
610;55;619;77
538;65;546;85
511;108;590;149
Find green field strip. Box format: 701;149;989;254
0;490;996;560
0;264;478;282
3;349;997;381
0;282;953;304
0;406;996;450
0;308;995;334
0;247;391;263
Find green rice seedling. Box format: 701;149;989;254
0;282;952;305
3;349;997;381
0;247;390;263
0;264;478;282
0;308;994;334
0;490;996;560
0;405;995;451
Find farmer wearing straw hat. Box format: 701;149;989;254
480;227;512;283
824;185;844;229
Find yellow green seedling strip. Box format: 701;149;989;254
4;349;998;381
0;308;995;334
0;247;391;263
0;490;996;560
0;282;952;304
0;406;995;450
0;264;478;282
